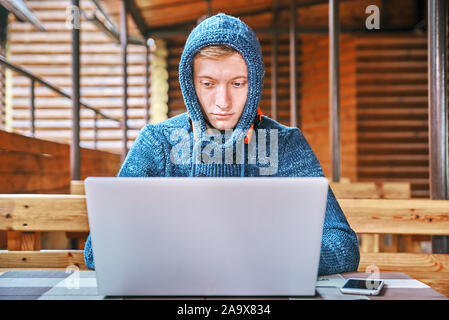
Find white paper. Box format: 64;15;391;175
383;279;430;289
316;274;346;288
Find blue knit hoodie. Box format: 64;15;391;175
84;13;360;276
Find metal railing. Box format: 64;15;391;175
0;54;126;149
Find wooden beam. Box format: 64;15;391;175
2;195;449;236
329;0;341;182
0;250;86;269
359;252;449;273
289;0;297;128
1;251;448;278
68;180;413;199
329;182;411;199
0;195;89;232
340;199;449;235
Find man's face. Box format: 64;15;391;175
193;53;248;130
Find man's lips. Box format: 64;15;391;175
212;113;234;120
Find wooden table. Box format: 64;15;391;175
358;252;449;298
401;271;449;298
0;268;447;300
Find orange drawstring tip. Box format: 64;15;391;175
244;123;254;145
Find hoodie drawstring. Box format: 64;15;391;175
188;107;262;177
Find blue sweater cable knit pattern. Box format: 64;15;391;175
84;13;360;276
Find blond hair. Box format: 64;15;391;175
195;45;238;59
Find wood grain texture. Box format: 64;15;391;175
340;199;449;235
0;195;89;232
359;253;449;297
0;129;69;156
0;250;87;269
2;195;448;237
70;180;85;195
0;130;121;193
359;252;449;273
330;181;411;199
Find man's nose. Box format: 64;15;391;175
215;84;231;109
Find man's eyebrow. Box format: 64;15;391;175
196;75;248;80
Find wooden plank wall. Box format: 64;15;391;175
300;34;358;180
167;31;429;194
7;0;149;153
167;32;357;180
355;35;429;198
299;34;430;198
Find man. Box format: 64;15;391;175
84;13;360;275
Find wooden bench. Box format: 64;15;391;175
329;180;411;199
71;179;417;253
71;180;412;197
1;194;448;269
330;180;414;253
0;194;88;268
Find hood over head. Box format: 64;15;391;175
179;13;265;143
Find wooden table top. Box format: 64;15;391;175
0;268;447;299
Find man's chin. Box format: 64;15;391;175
209;120;237;131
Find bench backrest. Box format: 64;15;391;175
1;194;448;270
330;181;411;199
1;195;447;236
71;180;412;199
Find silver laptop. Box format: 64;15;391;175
84;177;328;297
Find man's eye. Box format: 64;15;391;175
202;82;212;87
233;81;245;87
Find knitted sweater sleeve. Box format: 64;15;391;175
83;125;166;270
281;128;360;276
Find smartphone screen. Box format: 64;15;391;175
342;279;383;290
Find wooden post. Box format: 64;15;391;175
71;0;81;181
329;0;341;182
428;0;449;253
271;0;279;121
289;0;297;128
